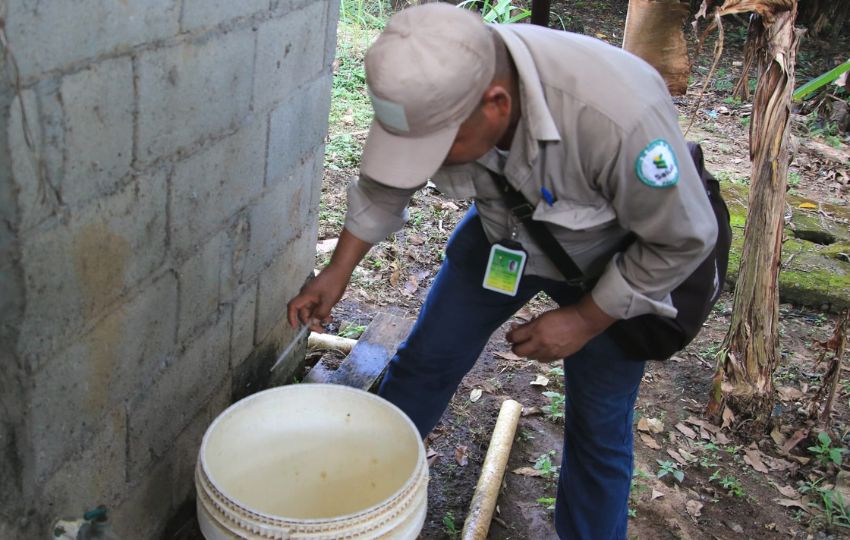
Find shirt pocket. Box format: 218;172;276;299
531;198;617;232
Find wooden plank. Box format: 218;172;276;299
305;312;413;390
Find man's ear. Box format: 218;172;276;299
482;85;512;117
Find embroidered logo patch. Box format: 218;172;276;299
636;139;679;188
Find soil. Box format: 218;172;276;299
306;2;850;539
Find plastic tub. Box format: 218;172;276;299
196;384;428;539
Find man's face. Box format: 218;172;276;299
442;87;512;166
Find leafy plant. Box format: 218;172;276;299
808;432;847;467
442;511;460;539
534;450;559;479
709;470;745;497
458;0;531;24
338;322;367;339
812;489;850;529
788;172;802;187
793;59;850;101
542;391;565;422
656;459;684;483
537;497;556;511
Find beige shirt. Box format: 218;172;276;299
345;24;718;320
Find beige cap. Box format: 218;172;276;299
361;4;495;188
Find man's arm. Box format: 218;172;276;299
287;228;373;332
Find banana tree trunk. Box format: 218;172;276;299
622;0;691;95
705;0;801;433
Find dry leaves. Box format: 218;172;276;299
512;467;545;477
776;386;803;401
651;489;665;501
522;406;544;417
455;446;469;467
530;374;550;387
685;500;703;519
470;389;483;403
640;433;662;450
637;417;665;434
675;423;698;440
494;350;524;362
744;449;770;473
426;448;441;466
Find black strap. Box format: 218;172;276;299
487;170;586;283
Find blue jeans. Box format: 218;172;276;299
378;206;646;539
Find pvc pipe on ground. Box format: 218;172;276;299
461;399;523;540
307;332;357;353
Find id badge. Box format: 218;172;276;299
482;243;527;296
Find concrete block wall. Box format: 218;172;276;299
0;0;339;536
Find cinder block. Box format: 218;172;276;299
231;283;258;368
169;117;266;256
254;2;327;112
169;396;212;509
28;272;177;482
181;0;269;32
255;229;316;342
8;88;57;231
110;458;174;540
177;232;223;343
137;29;254;162
219;213;251;304
127;314;230;481
6;0;180;80
244;154;318;278
19;171;168;362
40;407;127;517
60;57;134;208
265;74;332;187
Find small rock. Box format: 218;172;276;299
726;521;744;533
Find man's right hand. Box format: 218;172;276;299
287;269;349;332
286;228;374;332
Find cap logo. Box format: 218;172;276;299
368;88;410;133
636;139;679;188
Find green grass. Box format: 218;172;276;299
325;0;389;171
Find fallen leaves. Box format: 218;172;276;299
675;423;698;440
470;388;483;403
744;449;770;473
530;374;550;387
455;446;469;467
494;350;524;362
685;500;703;519
637;417;665;434
640;433;662;450
512;467;545;477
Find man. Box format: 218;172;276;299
288;4;717;538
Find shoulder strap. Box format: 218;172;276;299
487;170;586;283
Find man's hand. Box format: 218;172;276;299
286;228;374;332
506;295;615;361
287;268;349;332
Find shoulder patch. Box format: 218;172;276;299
635;139;679;188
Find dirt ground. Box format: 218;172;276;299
306;2;850;539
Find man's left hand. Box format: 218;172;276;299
506;295;616;362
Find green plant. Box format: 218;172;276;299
537;497;556;511
656;459;684;483
442;511;460;539
793;59;850;101
788;172;802;187
542;391;565;422
740;115;751;128
338;322;367;339
340;0;388;29
534;450;559;479
808;432;847;467
812;489;850;529
709;470;745;497
458;0;531;24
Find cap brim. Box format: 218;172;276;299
360;120;459;188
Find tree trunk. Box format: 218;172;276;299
705;0;801;433
622;0;692;95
